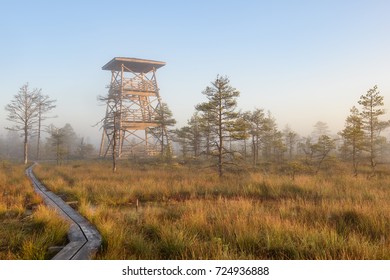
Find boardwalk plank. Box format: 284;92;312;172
26;164;102;260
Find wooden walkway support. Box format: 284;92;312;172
26;164;102;260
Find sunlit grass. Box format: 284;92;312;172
34;160;390;259
0;162;69;260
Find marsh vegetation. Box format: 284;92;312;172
0;162;68;259
32;160;390;259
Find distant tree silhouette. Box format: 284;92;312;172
149;102;176;158
283;125;299;160
35;91;56;160
339;106;364;176
246;108;265;166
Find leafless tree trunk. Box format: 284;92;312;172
5;83;40;164
24;126;28;165
36;92;56;160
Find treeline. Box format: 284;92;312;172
3;79;390;177
0;126;95;163
1;83;95;164
167;76;390;177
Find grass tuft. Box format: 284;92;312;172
0;164;69;260
32;160;390;260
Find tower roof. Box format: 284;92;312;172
102;57;166;73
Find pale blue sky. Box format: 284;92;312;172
1;0;390;145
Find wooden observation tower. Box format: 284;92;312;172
99;57;167;158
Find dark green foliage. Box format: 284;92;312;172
196;75;240;177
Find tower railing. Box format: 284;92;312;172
99;57;168;158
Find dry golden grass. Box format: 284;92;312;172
0;162;69;259
34;160;390;259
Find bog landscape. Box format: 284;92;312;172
1;1;390;262
1;64;390;260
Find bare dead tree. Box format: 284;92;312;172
36;91;56;160
5;83;40;164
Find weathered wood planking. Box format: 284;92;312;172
26;164;102;260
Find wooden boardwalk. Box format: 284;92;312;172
26;164;102;260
